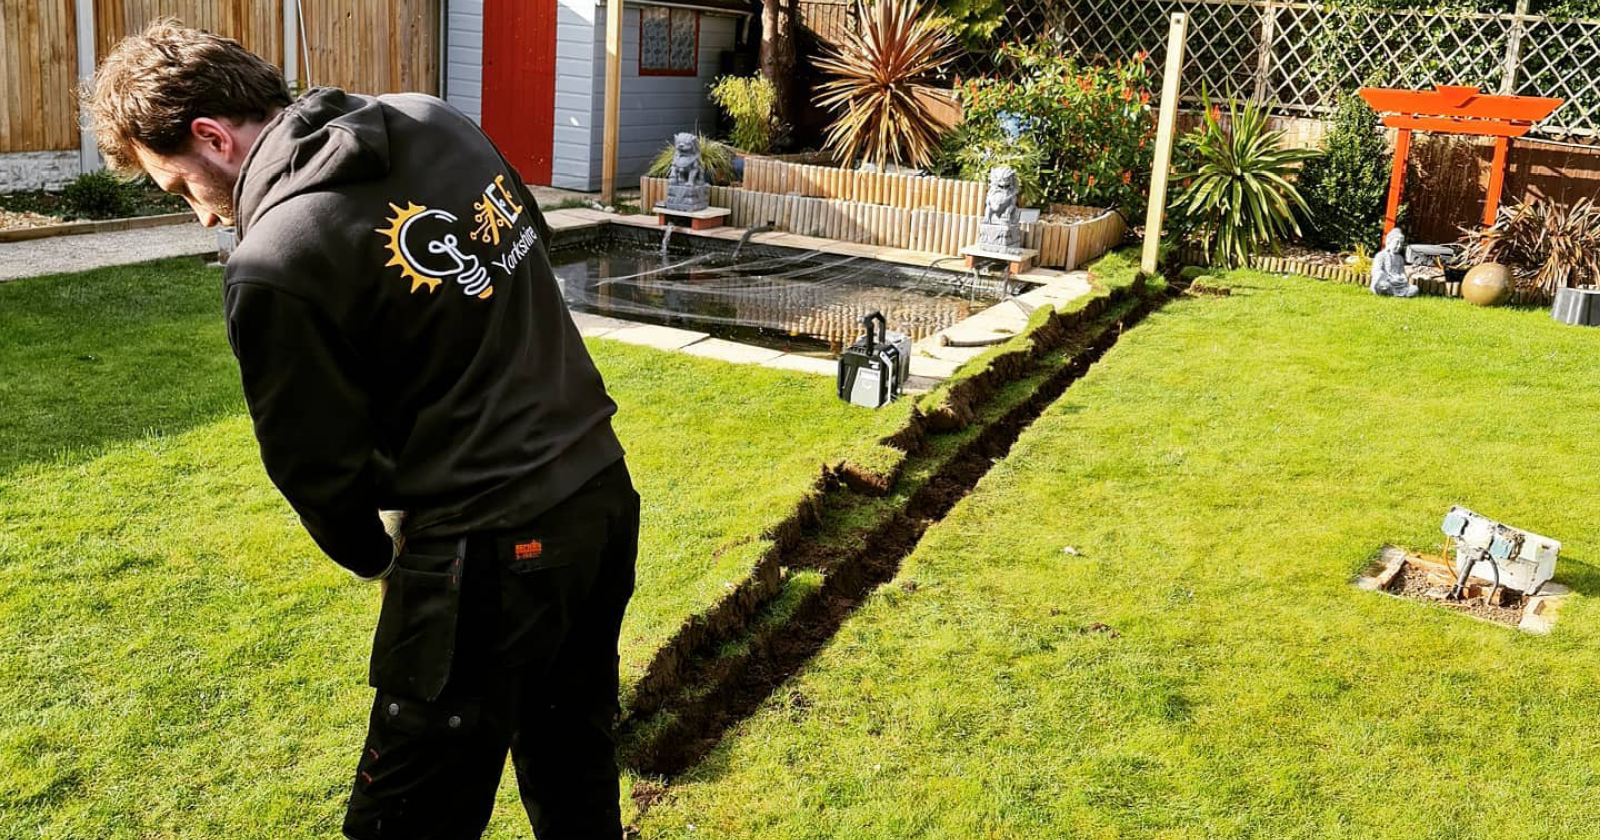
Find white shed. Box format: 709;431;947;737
445;0;750;191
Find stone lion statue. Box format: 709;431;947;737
983;166;1020;226
668;132;705;188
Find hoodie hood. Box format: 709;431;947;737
233;88;392;240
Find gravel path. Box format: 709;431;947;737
0;222;218;282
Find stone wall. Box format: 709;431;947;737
0;151;82;193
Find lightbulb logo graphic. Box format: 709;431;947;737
377;202;495;299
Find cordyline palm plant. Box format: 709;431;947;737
813;0;956;170
1173;93;1318;268
1461;197;1600;295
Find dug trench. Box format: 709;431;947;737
618;273;1178;800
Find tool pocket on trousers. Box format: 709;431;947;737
368;551;462;702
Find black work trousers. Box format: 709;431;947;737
343;458;639;840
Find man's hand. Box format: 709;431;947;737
377;509;407;599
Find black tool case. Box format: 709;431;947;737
838;312;910;408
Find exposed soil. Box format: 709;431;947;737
1279;244;1353;268
1390;563;1527;627
620;283;1167;784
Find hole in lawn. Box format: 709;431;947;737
1357;546;1571;632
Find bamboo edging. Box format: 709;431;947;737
640;177;1126;269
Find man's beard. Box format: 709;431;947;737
193;157;239;225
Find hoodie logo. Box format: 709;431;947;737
378;202;495;299
471;175;524;246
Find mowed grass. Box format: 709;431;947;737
635;272;1600;839
0;258;903;838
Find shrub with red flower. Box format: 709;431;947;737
952;42;1156;216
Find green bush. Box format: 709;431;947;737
953;44;1155;215
937;122;1048;207
1298;93;1390;251
932;0;1006;52
1172;93;1318;268
61;170;135;220
646;134;738;185
709;75;777;154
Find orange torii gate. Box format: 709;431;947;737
1358;85;1564;237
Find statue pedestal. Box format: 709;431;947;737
654;204;732;231
962;244;1039;275
977;221;1023;252
661;183;710;212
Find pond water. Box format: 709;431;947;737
552;234;1016;355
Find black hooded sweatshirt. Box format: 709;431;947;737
224;88;623;579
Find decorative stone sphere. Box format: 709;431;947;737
1463;262;1511;307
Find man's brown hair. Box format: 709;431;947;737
83;19;292;173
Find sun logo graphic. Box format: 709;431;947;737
377;202;495;299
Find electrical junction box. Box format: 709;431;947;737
1441;505;1560;595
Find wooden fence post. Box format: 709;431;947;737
75;0;99;173
601;0;623;204
1142;12;1188;275
1254;0;1276;102
1500;0;1531;95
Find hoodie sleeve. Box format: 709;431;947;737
224;280;395;579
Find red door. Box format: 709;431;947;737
482;0;557;185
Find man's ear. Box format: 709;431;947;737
189;117;235;162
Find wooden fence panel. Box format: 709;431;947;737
94;0;283;69
301;0;438;95
1;0;78;152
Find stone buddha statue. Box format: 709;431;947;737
1370;228;1419;298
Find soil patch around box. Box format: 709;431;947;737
1389;561;1528;625
1357;546;1568;632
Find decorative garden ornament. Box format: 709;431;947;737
1462;262;1511;306
977;166;1023;254
1370;228;1419;298
661;132;711;213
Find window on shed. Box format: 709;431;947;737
640;7;699;76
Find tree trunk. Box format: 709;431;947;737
760;0;800;139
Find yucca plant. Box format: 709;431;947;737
814;0;956;170
1172;94;1318;268
646;134;737;185
1460;197;1600;295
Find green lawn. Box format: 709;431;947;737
0;259;904;837
634;272;1600;839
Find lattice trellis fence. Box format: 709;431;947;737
802;0;1600;141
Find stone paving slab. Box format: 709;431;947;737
0;222;217;282
570;312;636;338
910;355;965;379
680;338;786;366
761;353;837;377
602;323;710;351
